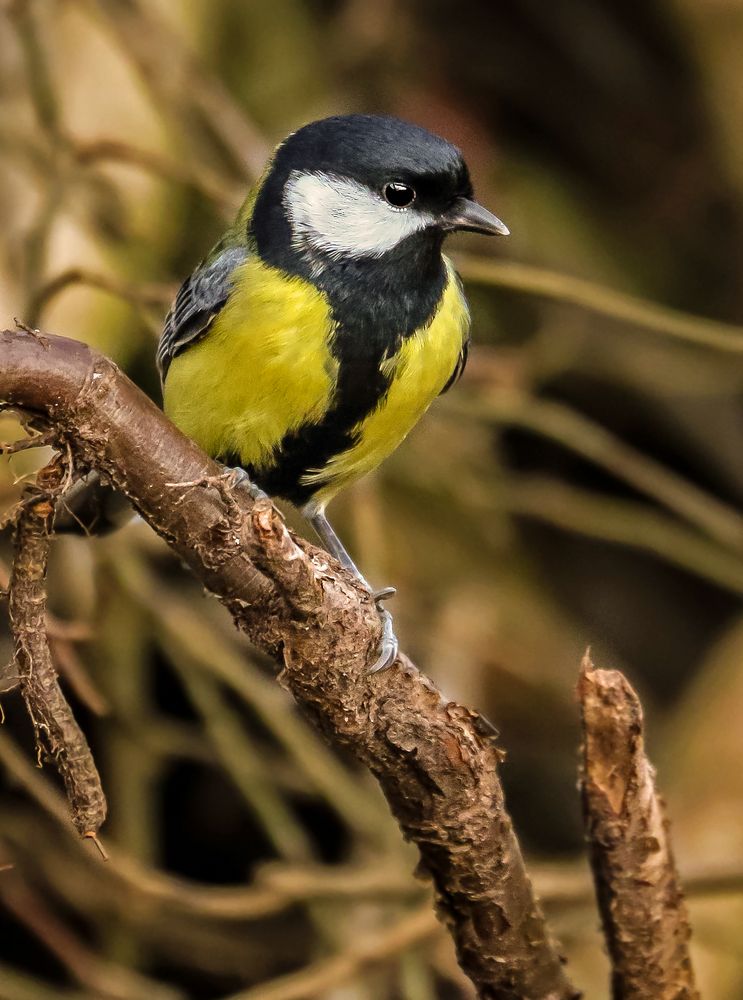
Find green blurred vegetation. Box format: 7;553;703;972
3;0;743;996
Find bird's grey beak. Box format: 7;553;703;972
442;198;509;236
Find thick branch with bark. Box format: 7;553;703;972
0;327;578;1000
579;655;698;1000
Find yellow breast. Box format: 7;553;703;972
304;258;469;508
164;255;469;510
163;257;338;470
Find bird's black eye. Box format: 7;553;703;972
383;181;416;208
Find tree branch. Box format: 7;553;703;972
0;327;578;1000
579;654;698;999
7;455;107;838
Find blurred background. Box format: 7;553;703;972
2;0;743;996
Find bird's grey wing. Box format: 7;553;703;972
156;245;248;382
439;336;469;395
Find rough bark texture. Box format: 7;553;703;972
0;327;578;1000
7;458;107;836
578;654;698;1000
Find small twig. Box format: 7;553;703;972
0;726;420;921
13;317;49;346
49;637;110;717
81;0;270;176
164;468;248;496
0;862;181;1000
26;268;173;333
45;619;93;643
83;831;108;860
222;905;439;1000
1;432;55;454
7;454;107;837
0;557;104;712
454;253;743;353
579;653;699;1000
449;391;743;552
503;476;743;596
7;1;62;139
0;500;25;533
126;567;391;840
73;136;241;215
8;2;70;324
173;659;316;861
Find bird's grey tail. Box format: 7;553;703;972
54;471;135;536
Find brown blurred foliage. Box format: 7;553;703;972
2;0;743;997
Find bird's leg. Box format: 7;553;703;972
308;510;395;599
308;510;398;673
308;511;368;584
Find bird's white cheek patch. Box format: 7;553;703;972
283;170;433;260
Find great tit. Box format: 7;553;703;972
158;114;508;671
65;115;509;671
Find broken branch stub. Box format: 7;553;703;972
579;654;698;1000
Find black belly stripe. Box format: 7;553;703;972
222;226;449;506
242;335;394;506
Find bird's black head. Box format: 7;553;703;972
250;115;508;274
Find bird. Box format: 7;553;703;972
66;114;509;671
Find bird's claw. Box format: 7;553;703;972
367;585;398;673
229;466;269;502
373;585;396;603
368;607;399;673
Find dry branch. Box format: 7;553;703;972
578;654;698;1000
0;554;107;715
0;327;579;1000
7;456;107;838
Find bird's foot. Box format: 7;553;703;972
303;508;399;672
228;467;269;503
228;468;288;525
368;593;399;674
